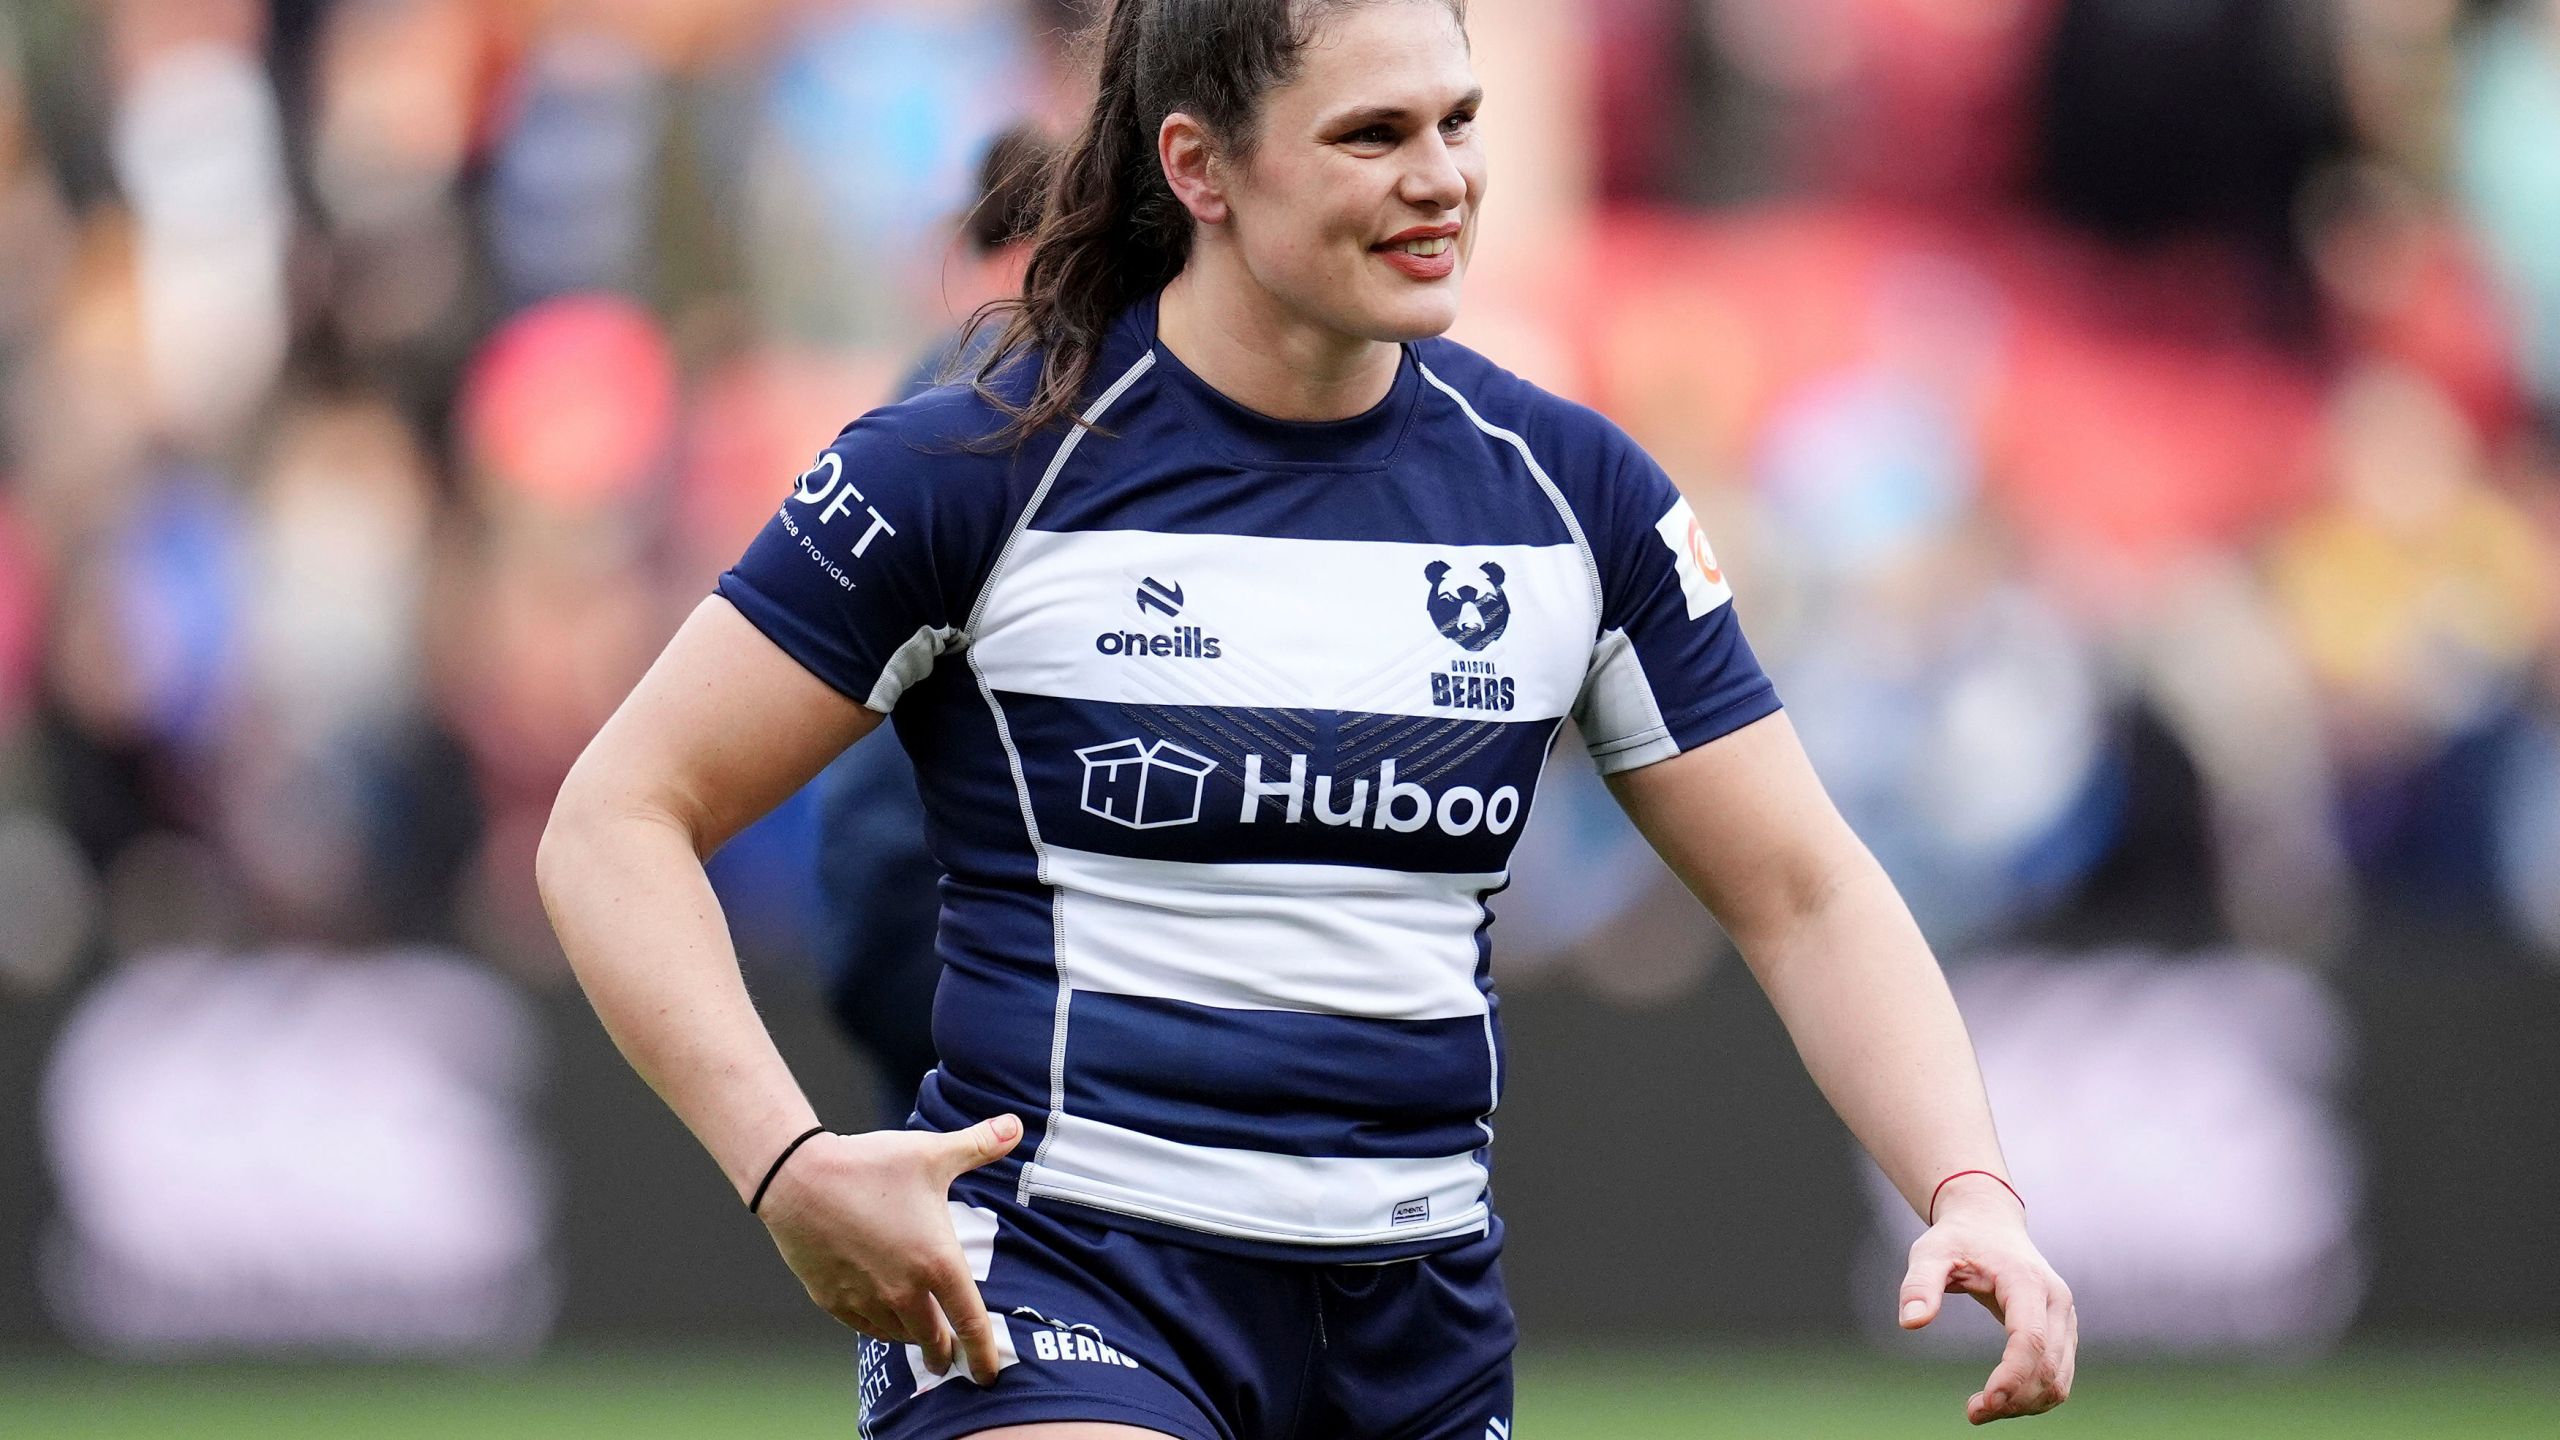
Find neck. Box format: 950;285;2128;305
1155;260;1402;422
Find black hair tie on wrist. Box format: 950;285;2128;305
749;1125;830;1215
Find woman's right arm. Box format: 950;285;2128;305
535;594;1022;1384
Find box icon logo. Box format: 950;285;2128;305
1076;739;1217;830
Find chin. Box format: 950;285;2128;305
1354;284;1465;343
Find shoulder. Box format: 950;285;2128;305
791;364;1051;528
825;364;1031;471
1412;337;1646;473
1409;335;1662;515
761;370;1061;602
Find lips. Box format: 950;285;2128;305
1373;224;1462;280
1375;223;1461;249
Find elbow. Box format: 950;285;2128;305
533;780;593;925
1775;848;1867;935
533;761;707;919
534;758;629;919
1725;843;1877;964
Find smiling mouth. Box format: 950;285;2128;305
1381;235;1455;257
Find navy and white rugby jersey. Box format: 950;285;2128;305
719;292;1779;1262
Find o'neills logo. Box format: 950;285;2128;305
1094;626;1223;659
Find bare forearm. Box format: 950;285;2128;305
1737;848;2009;1219
1607;718;2071;1418
535;805;818;1202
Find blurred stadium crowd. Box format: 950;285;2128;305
2;0;2557;999
0;0;2556;1355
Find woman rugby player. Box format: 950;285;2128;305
538;1;2076;1435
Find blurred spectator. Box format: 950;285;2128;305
0;0;2539;990
2457;0;2560;428
798;120;1054;1130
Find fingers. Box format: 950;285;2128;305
939;1114;1025;1178
815;1290;901;1343
2055;1296;2077;1404
884;1286;957;1377
1968;1277;2075;1425
1969;1280;2046;1423
927;1252;1007;1385
1899;1240;1958;1329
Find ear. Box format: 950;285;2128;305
1424;560;1451;587
1159;112;1229;227
1479;561;1506;588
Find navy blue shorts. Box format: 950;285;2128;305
854;1177;1516;1440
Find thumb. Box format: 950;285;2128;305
1900;1245;1956;1329
941;1114;1025;1175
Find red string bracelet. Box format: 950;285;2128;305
1927;1169;2025;1225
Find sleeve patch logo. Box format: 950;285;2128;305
788;450;899;558
1652;494;1733;620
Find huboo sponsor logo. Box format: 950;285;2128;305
1072;740;1521;839
1077;738;1217;830
1240;754;1521;838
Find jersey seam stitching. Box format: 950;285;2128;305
958;349;1158;1204
1414;362;1606;642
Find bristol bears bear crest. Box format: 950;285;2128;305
1424;559;1510;651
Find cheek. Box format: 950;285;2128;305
1248;177;1374;279
1240;165;1348;249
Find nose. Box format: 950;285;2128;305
1399;129;1467;214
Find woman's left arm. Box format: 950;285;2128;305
1606;709;2076;1425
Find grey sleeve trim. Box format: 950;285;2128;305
1575;626;1679;772
1589;731;1683;775
863;624;963;712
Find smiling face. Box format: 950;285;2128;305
1210;1;1485;345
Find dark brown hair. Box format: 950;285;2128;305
962;123;1056;257
963;0;1465;449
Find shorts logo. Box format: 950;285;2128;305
1486;1418;1511;1440
1012;1309;1144;1370
856;1336;894;1417
1078;739;1216;829
1425;559;1510;652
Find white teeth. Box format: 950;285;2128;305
1392;236;1452;256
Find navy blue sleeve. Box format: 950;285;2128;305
1567;425;1780;773
716;395;1011;712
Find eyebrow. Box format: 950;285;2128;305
1322;87;1484;132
